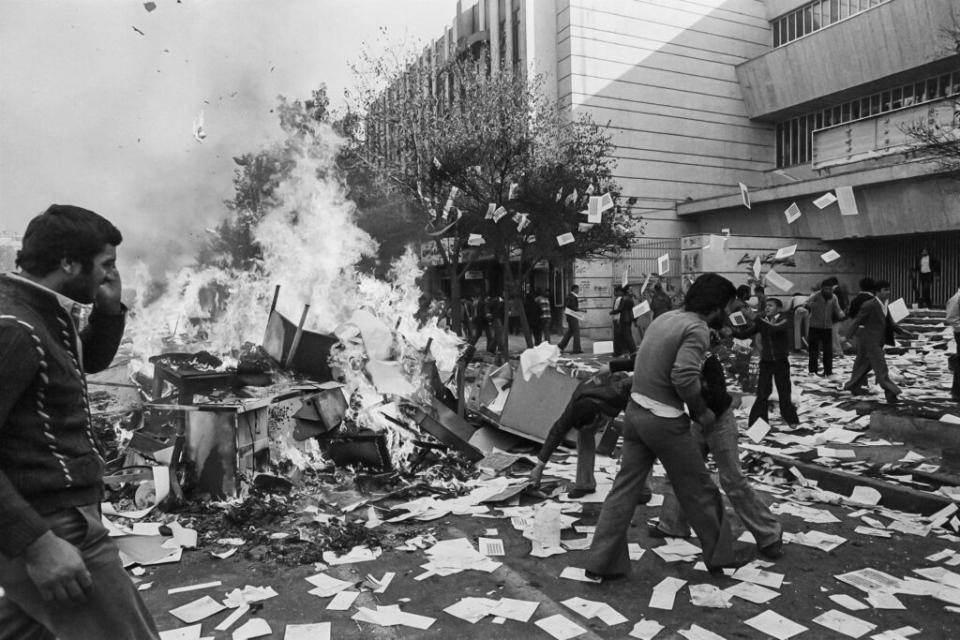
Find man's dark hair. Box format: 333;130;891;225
822;276;839;288
683;273;736;315
767;298;784;309
571;284;579;292
16;204;122;276
875;279;891;289
859;277;876;292
736;285;751;300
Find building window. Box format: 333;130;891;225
772;0;890;47
774;69;960;167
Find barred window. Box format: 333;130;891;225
775;70;960;167
772;0;891;47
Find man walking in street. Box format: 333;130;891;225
558;284;582;354
586;273;741;578
535;289;552;344
0;205;159;639
609;285;636;356
843;279;906;404
805;279;844;378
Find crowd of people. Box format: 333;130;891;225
529;265;960;580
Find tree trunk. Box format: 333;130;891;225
447;259;462;335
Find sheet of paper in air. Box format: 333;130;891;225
600;192;614;212
753;256;762;279
745;418;771;444
658;253;670;275
639;273;652;294
650;576;687;610
784;202;802;223
745;610;808;640
724;581;780;604
535;614;588;640
814;191;838;209
283;623;331;640
765;268;794;292
739;182;751;209
813;610;876;638
492;206;509;222
169;595;226;624
821;249;841;263
775;244;797;260
630;619;665;640
468;233;485;246
836;185;859;216
587;196;602;223
557;232;575;246
158;625;202;640
633;300;651;317
560;567;601;583
888;298;909;323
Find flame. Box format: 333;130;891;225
124;123;462;470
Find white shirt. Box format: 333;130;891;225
631;392;685;418
920;256;931;274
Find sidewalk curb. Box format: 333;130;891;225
765;453;953;516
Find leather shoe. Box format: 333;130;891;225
567;487;596;499
886;394;901;405
758;538;784;560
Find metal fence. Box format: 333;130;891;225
861;231;960;308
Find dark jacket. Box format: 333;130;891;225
734;314;790;362
0;274;126;557
701;354;732;416
564;292;579;312
847;291;873;318
610;293;635;326
846;297;886;344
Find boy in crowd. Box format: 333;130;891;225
734;298;799;428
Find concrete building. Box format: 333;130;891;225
414;0;960;337
0;234;21;273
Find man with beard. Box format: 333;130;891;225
586;273;743;578
0;205;159;639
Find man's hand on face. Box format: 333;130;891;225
95;268;123;315
23;531;92;603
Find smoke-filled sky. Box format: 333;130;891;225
0;0;457;275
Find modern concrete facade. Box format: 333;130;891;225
416;0;960;338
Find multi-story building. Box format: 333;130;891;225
0;233;21;273
411;0;960;337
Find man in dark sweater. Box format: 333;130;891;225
529;357;636;498
735;298;799;428
0;206;159;638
